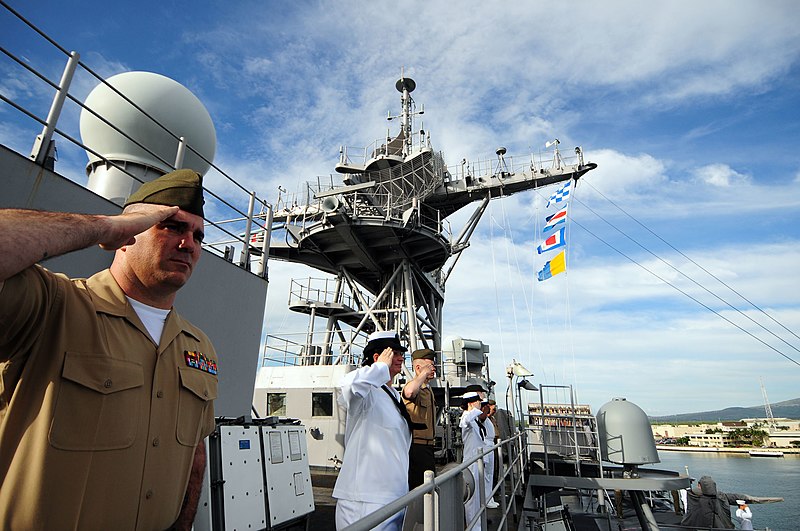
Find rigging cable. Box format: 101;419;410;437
492;190;522;366
573;181;800;363
496;190;529;374
582;180;800;347
488;192;510;378
523;199;556;388
570;216;800;368
563;184;580;404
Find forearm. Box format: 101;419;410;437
402;374;426;400
0;209;110;281
172;440;207;531
0;204;178;281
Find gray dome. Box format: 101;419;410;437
596;397;659;465
80;71;216;175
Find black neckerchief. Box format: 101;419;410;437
476;417;487;440
381;385;427;433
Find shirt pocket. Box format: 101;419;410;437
176;367;217;446
409;401;428;424
49;352;143;451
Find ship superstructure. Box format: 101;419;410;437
255;76;597;468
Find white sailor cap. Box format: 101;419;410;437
462;391;481;402
736;500;746;505
362;331;407;365
367;330;402;343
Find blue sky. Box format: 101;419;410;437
3;0;799;416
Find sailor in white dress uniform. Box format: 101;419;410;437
482;399;498;508
460;392;489;531
333;331;413;531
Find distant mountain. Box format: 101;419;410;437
649;397;800;423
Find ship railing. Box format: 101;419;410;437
330;153;446;209
287;276;364;311
524;385;604;478
443;147;585;185
338;128;433;169
1;2;273;277
275;176;452;240
657;526;772;531
343;431;528;531
260;332;364;367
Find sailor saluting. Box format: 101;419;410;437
0;170;217;531
460;391;490;531
332;330;418;531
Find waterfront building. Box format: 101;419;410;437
652;418;800;449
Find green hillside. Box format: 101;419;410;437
649;397;800;423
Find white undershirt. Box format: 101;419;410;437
127;296;170;344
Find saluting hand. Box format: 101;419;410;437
376;347;395;367
99;204;180;250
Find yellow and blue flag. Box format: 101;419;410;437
537;251;566;281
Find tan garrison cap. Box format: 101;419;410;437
411;348;436;361
124;169;205;217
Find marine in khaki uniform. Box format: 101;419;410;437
402;348;437;489
0;170;216;530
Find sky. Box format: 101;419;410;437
2;0;799;416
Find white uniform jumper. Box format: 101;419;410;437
736;506;753;530
483;415;496;505
333;362;412;530
460;408;486;531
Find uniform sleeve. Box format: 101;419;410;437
402;391;419;407
0;265;63;361
459;408;482;429
336;362;390;412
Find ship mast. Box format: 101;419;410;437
265;77;596;377
760;377;777;430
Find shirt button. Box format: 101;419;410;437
145;489;153;499
152;437;160;447
203;390;209;398
103;379;112;388
156;390;164;398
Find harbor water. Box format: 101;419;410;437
648;450;799;530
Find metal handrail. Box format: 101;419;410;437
342;432;526;531
2;2;273;276
658;526;771;531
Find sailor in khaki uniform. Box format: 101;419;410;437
402;348;437;489
0;170;216;530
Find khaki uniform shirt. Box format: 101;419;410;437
404;385;435;444
490;415;500;442
0;266;217;530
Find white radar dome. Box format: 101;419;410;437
80;71;216;205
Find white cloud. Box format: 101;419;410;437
692;163;750;187
579;149;668;197
5;0;800;417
